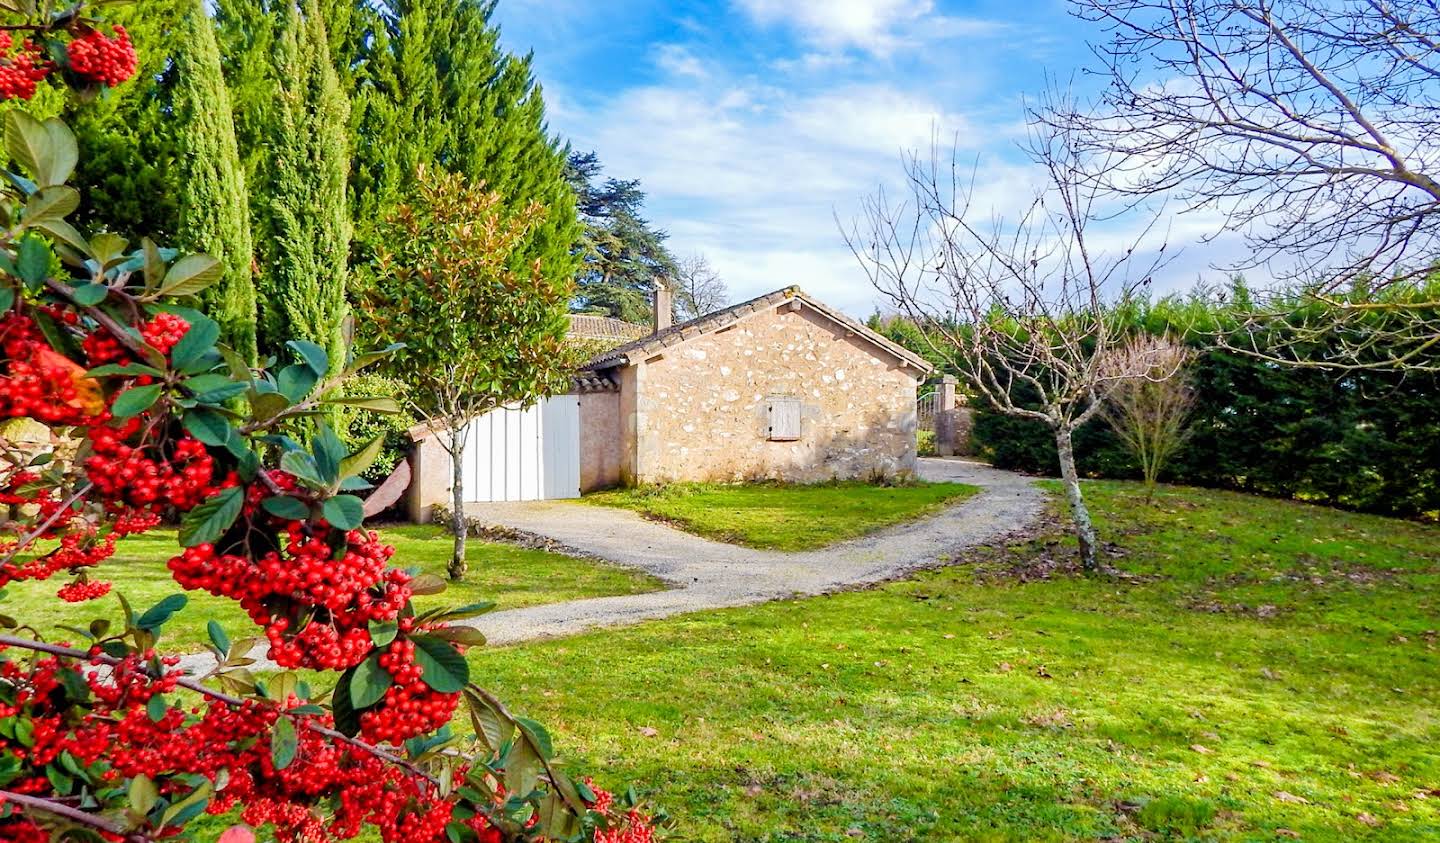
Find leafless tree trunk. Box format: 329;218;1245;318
674;253;729;320
1051;0;1440;370
845;120;1174;571
1098;335;1196;503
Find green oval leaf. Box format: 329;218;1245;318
207;620;231;656
179;486;245;547
261;495;311;520
270;717;298;771
411;635;469;693
25;185;79;225
169;315;221;370
321;495;364;530
349;652;392;709
287;339;329;377
136;594;188;632
110;384;164;419
160;253;224;297
182;408;232;447
368;620;398;648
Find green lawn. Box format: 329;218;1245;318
3;526;663;652
583;480;980;551
466;481;1440;841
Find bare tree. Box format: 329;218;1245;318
1051;0;1440;368
674;253;730;320
845;125;1174;571
1098;335;1196;503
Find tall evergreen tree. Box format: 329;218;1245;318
566;150;677;323
350;0;578;282
172;0;258;362
261;0;351;365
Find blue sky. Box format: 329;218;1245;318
493;0;1202;317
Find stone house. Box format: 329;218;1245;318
407;286;933;518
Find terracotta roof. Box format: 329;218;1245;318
585;286;934;374
572;370;619;393
567;314;649;342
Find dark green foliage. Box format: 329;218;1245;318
63;1;185;240
961;289;1440;519
259;0;350;365
172;0;258;362
337;373;416;484
567;151;677;323
349;0;579;285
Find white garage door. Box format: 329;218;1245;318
460;396;581;502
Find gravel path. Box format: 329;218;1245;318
177;459;1041;675
457;458;1043;645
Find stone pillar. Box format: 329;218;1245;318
934;375;959;457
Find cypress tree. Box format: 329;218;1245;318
351;0;579;282
260;0;351;367
172;0;258;362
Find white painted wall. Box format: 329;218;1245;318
460;396;580;502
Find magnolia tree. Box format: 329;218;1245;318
357;169;573;580
0;6;656;842
847;126;1175;571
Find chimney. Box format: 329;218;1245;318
653;278;673;333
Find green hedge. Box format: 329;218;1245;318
882;288;1440;519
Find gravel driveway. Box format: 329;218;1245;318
459;458;1043;645
177;459;1041;675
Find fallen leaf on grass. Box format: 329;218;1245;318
1190;744;1213;754
998;662;1013;673
1357;813;1381;827
637;726;659;738
1371;771;1402;784
1275;829;1300;839
1274;791;1310;804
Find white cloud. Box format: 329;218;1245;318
567;68;1040;315
653;44;708;80
734;0;1007;55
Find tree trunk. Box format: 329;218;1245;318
447;426;467;581
1054;425;1099;572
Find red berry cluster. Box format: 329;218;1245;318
85;311;191;366
65;25;136;87
359;638;461;744
56;578;112;602
169;524;409;670
0;32;52;101
86;420;232;512
0;313;104;425
587;783;658;843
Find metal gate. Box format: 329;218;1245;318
460;396;581;502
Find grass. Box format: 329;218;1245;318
465;481;1440;842
582;480;980;551
3;525;663;652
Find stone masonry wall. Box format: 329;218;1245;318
625;304;922;484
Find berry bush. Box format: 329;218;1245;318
0;6;659;842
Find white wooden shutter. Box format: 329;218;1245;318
767;397;802;441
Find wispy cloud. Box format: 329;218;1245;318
734;0;1008;56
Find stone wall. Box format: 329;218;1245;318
579;390;622;492
622;303;923;484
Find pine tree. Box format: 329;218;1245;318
351;0;579;282
261;0;351;366
172;0;258;362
